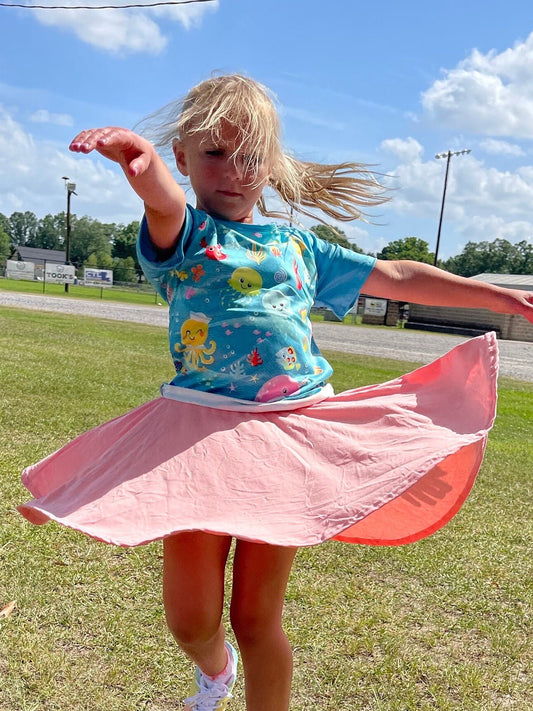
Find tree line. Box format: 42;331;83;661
0;210;141;282
312;227;533;276
1;210;533;280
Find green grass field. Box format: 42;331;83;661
0;276;164;306
0;306;532;711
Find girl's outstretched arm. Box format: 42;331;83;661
70;127;186;253
364;259;533;324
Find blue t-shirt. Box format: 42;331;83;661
137;206;376;402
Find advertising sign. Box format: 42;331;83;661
84;268;113;288
45;263;76;284
6;259;35;280
364;298;388;316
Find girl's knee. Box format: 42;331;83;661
165;605;221;646
229;601;282;646
229;541;296;646
162;532;230;647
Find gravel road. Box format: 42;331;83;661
1;291;532;381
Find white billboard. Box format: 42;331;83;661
6;259;35;280
45;263;75;284
364;298;388;316
84;268;113;288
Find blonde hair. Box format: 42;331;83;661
141;74;388;223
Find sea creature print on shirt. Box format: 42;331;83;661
276;345;300;371
262;289;290;317
175;312;217;371
254;374;301;402
200;237;227;261
228;267;263;296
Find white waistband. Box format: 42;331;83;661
160;383;334;412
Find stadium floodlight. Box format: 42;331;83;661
434;149;471;266
61;176;77;293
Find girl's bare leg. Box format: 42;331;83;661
162;531;232;676
230;540;298;711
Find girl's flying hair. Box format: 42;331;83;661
140;74;388;223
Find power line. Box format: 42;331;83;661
0;0;214;9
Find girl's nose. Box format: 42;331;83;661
224;157;244;181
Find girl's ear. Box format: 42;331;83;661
173;140;189;176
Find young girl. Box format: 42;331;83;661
19;74;533;711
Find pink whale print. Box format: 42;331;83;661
254;375;301;402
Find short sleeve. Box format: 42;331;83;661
136;207;195;302
310;236;376;318
136;206;194;272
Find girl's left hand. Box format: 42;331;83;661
513;290;533;324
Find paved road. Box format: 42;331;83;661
1;291;532;381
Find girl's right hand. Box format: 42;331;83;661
69;127;154;179
70;126;187;251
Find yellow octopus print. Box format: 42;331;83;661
175;312;217;371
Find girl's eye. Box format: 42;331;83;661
205;149;224;157
242;154;261;168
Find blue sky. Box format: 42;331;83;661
2;0;533;258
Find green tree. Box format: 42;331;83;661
112;221;140;259
0;213;11;264
443;238;520;277
0;228;10;265
310;224;364;253
29;214;62;250
9;211;38;246
85;251;114;270
70;216;112;267
112;220;141;275
508;240;533;274
53;212;67;247
0;213;10;239
377;236;434;263
113;256;137;283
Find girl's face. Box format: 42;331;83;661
174;123;271;223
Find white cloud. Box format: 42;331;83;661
30;109;74;126
151;0;219;28
31;0;219;55
0;105;142;224
379;139;533;246
381;137;424;163
478;138;525;157
459;215;533;244
422;31;533;137
3;95;533;255
342;221;385;255
34;7;166;55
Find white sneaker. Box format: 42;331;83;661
183;642;239;711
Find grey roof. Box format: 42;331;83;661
12;246;66;263
470;273;533;289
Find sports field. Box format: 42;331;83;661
1;306;532;710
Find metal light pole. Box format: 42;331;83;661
61;176;77;293
434;149;471;266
